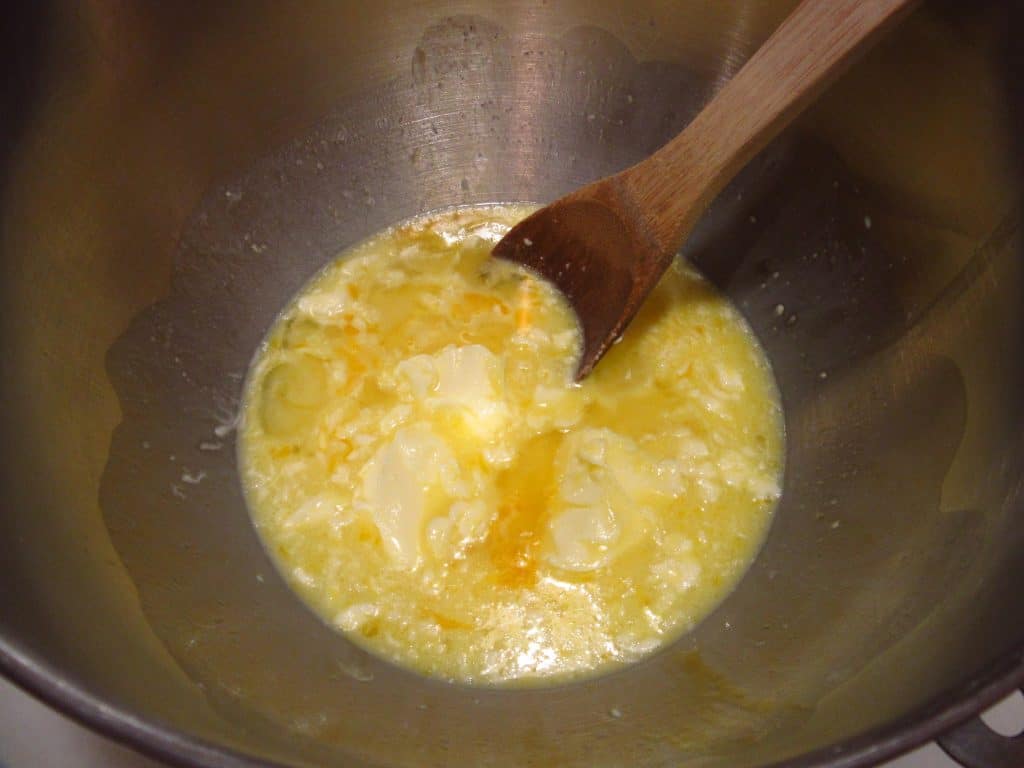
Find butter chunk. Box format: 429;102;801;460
396;344;509;436
358;426;462;567
547;504;621;572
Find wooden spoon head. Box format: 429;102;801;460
492;186;673;380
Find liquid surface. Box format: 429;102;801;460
240;205;783;685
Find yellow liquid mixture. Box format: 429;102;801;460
240;205;783;685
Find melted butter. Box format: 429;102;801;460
240;204;784;686
486;431;563;589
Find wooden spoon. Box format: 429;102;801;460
492;0;916;379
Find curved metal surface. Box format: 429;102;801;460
0;1;1022;767
938;688;1024;768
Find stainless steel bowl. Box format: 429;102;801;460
1;1;1022;766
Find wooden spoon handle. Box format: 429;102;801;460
623;0;917;252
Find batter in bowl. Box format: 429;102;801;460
239;204;783;685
